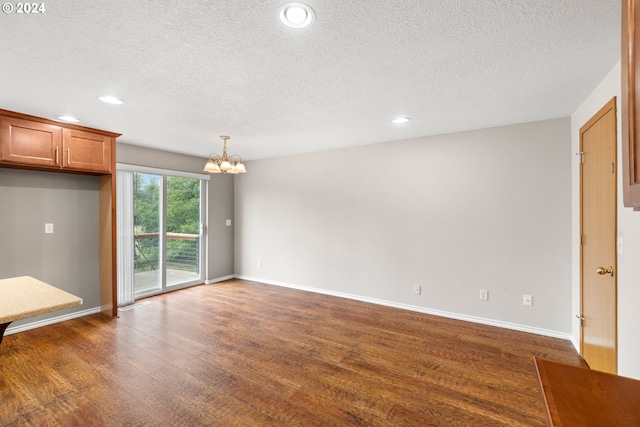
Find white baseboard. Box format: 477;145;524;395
570;335;581;352
205;275;235;284
235;275;574;342
5;307;102;336
5;277;576;344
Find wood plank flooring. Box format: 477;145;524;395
0;279;586;426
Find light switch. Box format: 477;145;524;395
617;237;624;255
226;219;232;226
45;223;54;234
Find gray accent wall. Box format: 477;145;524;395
0;142;234;332
234;118;572;333
117;142;234;281
0;168;100;327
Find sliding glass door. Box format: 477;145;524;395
117;166;207;306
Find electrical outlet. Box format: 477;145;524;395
480;289;488;301
258;260;262;268
45;223;53;234
523;294;532;306
413;285;421;295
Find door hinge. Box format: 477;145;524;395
576;314;585;327
576;152;585;164
580;234;584;245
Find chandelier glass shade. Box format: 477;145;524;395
203;135;247;174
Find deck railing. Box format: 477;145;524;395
134;233;199;273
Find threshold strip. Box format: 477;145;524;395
118;301;151;312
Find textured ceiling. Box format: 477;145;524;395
0;0;620;161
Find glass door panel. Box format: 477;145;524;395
166;176;202;287
133;173;162;294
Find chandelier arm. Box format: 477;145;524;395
208;153;221;161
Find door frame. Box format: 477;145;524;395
578;97;618;372
134;172;207;298
116;163;209;305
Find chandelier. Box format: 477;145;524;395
203;135;247;174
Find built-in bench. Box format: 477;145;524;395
0;276;82;344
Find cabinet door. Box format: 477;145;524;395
0;116;62;168
63;129;112;173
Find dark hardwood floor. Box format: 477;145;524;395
0;279;585;426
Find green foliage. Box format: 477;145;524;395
134;173;160;233
167;176;200;234
133;174;160;273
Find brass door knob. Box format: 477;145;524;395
596;266;614;277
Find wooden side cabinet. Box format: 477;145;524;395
0;109;121;318
622;0;640;210
535;357;640;426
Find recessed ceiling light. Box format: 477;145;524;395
99;95;124;105
58;115;80;123
392;117;411;124
279;2;315;28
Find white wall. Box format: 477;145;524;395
235;118;572;336
571;61;640;380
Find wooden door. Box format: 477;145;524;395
580;97;617;374
0;116;62;168
63;128;112;173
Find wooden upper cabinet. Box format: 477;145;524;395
0;110;118;175
0;116;63;168
622;0;640;210
63;128;112;173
